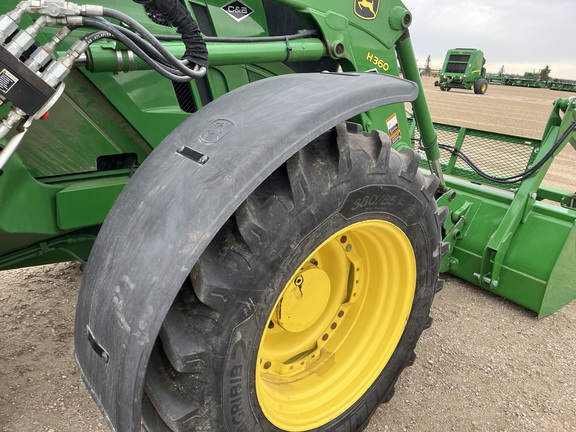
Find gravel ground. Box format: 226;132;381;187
1;77;575;432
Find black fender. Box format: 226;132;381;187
74;72;418;432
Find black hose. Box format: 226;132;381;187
154;29;320;43
129;0;208;68
96;20;182;70
80;30;114;46
81;16;193;82
437;118;576;184
101;7;203;78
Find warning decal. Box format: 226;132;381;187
0;68;18;94
386;113;402;144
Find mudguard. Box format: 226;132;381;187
74;72;418;431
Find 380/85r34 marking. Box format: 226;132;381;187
141;123;445;432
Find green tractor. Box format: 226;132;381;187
435;48;489;94
1;1;575;431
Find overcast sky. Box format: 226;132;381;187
405;0;576;80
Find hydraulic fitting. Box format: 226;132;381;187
0;2;34;44
25;26;73;72
4;17;47;57
24;45;53;72
27;1;104;17
0;16;18;45
0;8;24;44
41;38;89;87
0;108;32;176
1;2;30;41
0;107;26;140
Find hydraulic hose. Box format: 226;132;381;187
154;29;320;43
131;0;208;69
84;20;178;69
101;7;204;78
81;16;194;82
439;118;576;184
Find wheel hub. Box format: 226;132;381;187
277;268;331;333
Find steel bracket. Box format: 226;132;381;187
478;98;576;289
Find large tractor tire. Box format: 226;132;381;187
140;123;445;432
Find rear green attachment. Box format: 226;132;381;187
413;98;576;317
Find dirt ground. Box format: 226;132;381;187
1;76;575;432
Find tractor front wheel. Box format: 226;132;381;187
141;123;444;431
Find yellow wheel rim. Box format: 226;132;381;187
256;220;416;430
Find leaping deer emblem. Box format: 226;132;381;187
358;0;375;16
355;0;379;20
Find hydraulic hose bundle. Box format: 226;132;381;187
0;0;208;173
133;0;208;69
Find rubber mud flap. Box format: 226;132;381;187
74;72;418;432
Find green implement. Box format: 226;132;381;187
410;98;576;317
435;47;489;94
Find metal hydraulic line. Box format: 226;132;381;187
396;30;446;189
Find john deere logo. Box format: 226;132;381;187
354;0;380;20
